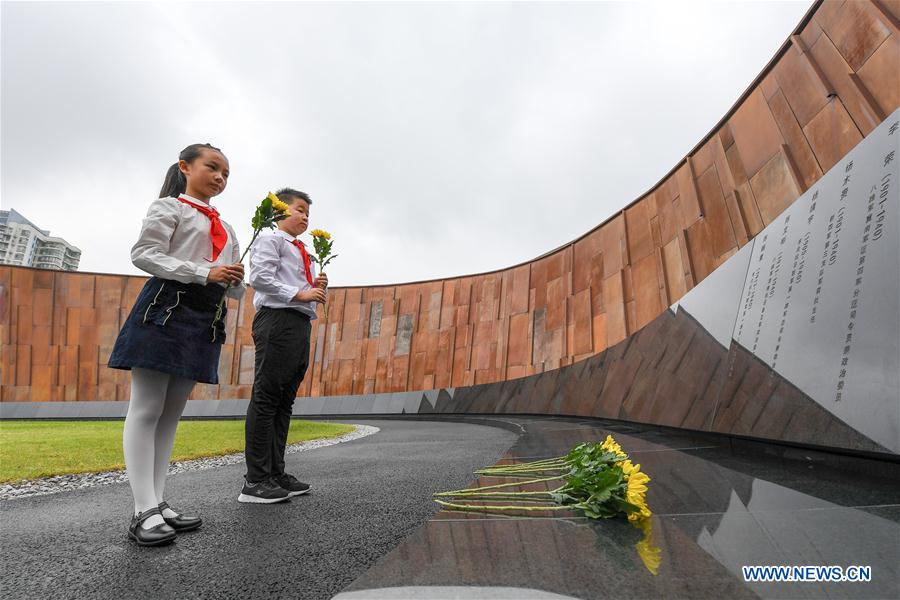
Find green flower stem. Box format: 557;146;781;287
476;460;568;474
478;464;566;472
443;492;554;502
438;489;563;498
210;227;263;340
482;457;565;468
476;466;566;475
485;456;565;469
434;500;575;512
435;475;563;495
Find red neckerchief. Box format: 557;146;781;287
176;195;227;262
290;239;314;286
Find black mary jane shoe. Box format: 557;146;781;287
159;501;203;532
128;507;176;546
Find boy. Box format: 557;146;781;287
239;188;328;503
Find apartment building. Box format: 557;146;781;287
0;209;81;271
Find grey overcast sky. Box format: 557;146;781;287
1;1;812;286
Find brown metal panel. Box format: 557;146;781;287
691;137;718;176
749;148;804;226
238;345;255;385
625;198;655;262
802;98;865;173
571;288;592;355
726;144;766;236
674;161;703;228
814;1;848;31
661;239;688;303
821;0;891;70
598;213;626;278
800;11;827;53
31;365;52;401
773;42;832;127
653;191;678;245
724;191;750;246
30;327;52;366
77;345;98;401
32;270;54;289
602;271;627;347
545;276;566;331
11;268;33;291
622;265;634;303
685;219;715;283
677;230;695;292
857;33;900;117
718;121;735;150
507;312;530;367
876;0;900;23
632;253;662;331
810;31;883;135
572;229;601;293
768;89;825;190
16;304;32;345
15;345;30;386
729;89;785;178
696;166;737;257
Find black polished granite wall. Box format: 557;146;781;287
335;416;900;600
424;305;890;456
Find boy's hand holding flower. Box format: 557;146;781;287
294;288;327;303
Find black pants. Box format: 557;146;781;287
244;307;312;483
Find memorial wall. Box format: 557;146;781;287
425;111;897;456
1;1;898;455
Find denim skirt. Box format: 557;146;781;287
108;277;228;384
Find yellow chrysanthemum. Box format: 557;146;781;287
310;229;331;240
621;458;652;521
265;192;292;214
601;435;627;457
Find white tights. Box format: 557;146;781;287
123;368;195;528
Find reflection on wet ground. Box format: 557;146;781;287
339;416;900;600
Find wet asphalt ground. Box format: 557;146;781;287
0;419;516;600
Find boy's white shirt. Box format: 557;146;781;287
248;229;318;319
130;194;246;299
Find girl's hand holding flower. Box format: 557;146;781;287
314;273;328;289
209;263;244;285
210;192;292;339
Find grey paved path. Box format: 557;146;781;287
0;419;517;600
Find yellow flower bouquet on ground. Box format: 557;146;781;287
434;434;660;573
434;435;652;521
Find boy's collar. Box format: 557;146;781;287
273;229;298;241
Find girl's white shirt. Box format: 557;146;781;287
131;194;246;299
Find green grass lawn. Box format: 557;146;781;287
0;419;355;483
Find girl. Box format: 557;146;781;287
108;143;245;546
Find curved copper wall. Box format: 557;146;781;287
1;0;898;405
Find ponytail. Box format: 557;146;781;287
158;142;226;199
159;163;187;198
